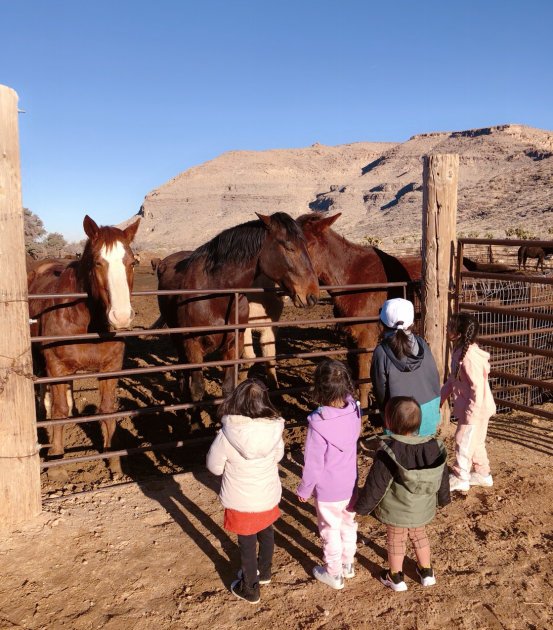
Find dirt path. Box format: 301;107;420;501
2;413;552;630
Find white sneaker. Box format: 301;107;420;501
449;474;470;492
469;472;493;487
342;563;355;579
416;565;437;587
379;570;408;592
312;566;344;590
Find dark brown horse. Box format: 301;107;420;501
157;212;319;402
518;245;553;272
29;216;140;472
297;213;420;415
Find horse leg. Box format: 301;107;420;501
259;324;278;389
46;383;70;481
98;377;122;477
222;331;244;396
242;325;256;379
42;384;52;419
355;326;375;422
66;385;75;415
184;338;206;402
170;333;193;400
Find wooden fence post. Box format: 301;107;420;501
421;154;459;437
0;85;42;528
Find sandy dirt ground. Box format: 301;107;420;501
2;267;552;629
1;413;552;630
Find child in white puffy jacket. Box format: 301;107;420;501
207;378;285;605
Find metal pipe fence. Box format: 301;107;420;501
32;281;406;470
457;238;553;420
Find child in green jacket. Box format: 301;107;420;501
355;396;450;591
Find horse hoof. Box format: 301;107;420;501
108;457;123;478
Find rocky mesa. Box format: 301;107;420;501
131;124;553;254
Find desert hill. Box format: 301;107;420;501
131;124;553;254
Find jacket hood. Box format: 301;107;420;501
221;414;285;460
467;344;491;362
453;343;491;368
308;396;361;451
382;334;424;373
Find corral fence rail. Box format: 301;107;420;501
31;281;408;470
456;237;553;421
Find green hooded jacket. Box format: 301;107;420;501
374;434;447;528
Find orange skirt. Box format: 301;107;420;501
224;505;280;535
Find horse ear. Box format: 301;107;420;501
83;215;99;239
315;213;342;233
255;213;272;229
123;218;141;243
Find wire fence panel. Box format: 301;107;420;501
458;239;553;415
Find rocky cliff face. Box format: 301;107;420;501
131;124;553;253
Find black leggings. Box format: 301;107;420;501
237;525;274;588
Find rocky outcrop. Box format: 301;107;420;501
128;124;553;252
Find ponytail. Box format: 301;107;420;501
380;326;415;359
450;313;480;379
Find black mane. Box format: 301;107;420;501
181;213;304;274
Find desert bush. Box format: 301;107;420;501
363;235;382;247
505;226;536;239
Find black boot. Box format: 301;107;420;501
231;578;260;604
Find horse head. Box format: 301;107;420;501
81;215;141;329
256;212;319;308
296;213;342;279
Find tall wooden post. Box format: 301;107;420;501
0;85;42;527
421;154;459;436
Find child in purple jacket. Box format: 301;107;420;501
297;360;362;590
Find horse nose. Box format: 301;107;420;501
307;293;318;307
108;308;135;329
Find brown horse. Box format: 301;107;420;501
296;213;419;414
157;212;319;402
518;245;553;272
29;215;140;471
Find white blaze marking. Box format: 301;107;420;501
101;241;133;328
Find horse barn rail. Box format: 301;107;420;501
456;237;553;422
30;281;407;470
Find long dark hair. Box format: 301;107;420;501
379;325;415;359
449;312;480;378
311;359;356;406
218;378;280;419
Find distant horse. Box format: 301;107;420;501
150;257;162;272
157;212;319;402
462;256;514;274
518;245;553;272
29;215;140;472
297;213;418;415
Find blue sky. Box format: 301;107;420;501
2;0;552;241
